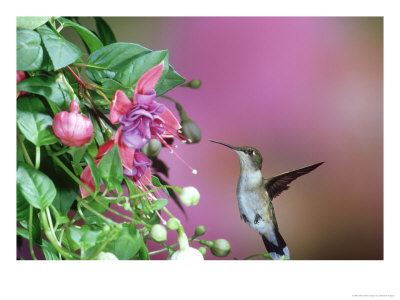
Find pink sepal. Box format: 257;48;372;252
110;90;133;124
159;107;181;137
133;62;164;104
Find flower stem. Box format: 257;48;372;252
28;206;37;260
241;253;272;260
87;228;120;260
65;66;87;90
46;146;95;197
77;197;116;225
17;131;33;166
40;209;79;259
106;185;181;201
35;146;41;169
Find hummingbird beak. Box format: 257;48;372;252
209;139;238;150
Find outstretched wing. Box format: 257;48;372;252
264;162;324;200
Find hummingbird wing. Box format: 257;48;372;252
264;162;324;200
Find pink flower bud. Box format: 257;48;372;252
17;71;27;96
52;100;93;147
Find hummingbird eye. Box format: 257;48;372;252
246;150;254;155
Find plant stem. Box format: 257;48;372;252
28;206;37;260
87;228;120;260
148;242;178;256
46;146;95;197
35;146;41;169
78;197;116;225
50;146;70;157
241;253;272;260
40;210;79;260
106;185;181;201
72;63;109;70
65;66;87;90
17;131;33;166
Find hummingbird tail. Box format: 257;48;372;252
261;228;290;260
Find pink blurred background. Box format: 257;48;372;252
22;17;383;260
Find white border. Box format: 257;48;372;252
2;1;399;299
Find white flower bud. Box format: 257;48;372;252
96;252;118;260
167;217;180;230
151;224;167;242
179;186;200;206
170;247;204;260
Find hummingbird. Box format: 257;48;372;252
209;139;323;260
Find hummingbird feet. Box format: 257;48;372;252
254;214;262;224
241;214;249;223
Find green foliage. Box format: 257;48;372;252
57;17;103;53
17;17;53;30
16;97;58;146
17;76;70;112
17;29;44;71
94;17;116;46
36;25;82;70
97;144;123;191
17;163;56;210
15;16;227;261
86;43;185;95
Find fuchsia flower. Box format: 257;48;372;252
17;71;27;96
110;61;182;150
79;61;197;198
79;125;152;198
52;100;94;147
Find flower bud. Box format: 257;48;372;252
167;217;180;230
186;79;202;89
17;71;27;96
179;186;200;206
52;100;94;147
181;119;202;144
210;239;231;257
170;246;204;260
194;225;206;237
151;224;167;242
198;247;207;256
96;252;118;260
141;139;162;157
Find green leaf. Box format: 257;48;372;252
138;243;150;260
16;97;58;146
65;226;82;252
17;225;41;246
17;188;30;221
17;76;70;112
17;17;52;30
99;78;133;99
80;227;102;250
17;162;56;210
17;28;44;71
114;50;168;87
40;152;78;215
114;224;142;260
94;17;116;46
57;17;103;53
84;154;100;194
98;144;123;190
156;66;186;95
86;43;185;95
42;240;60;260
68;146;87;166
151;198;168;211
36;25;82;70
151;175;169;197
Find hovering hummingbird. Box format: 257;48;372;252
209;139;323;260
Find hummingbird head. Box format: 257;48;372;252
209;139;263;172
